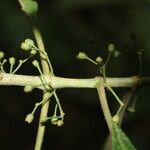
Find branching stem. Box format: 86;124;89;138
0;73;149;89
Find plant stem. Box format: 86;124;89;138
104;52;112;67
102;52;112;81
105;84;124;115
0;73;150;89
32;25;53;74
96;78;112;133
12;58;28;74
32;24;52;150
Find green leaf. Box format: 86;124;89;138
112;122;136;150
18;0;38;16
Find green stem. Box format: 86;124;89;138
0;73;149;89
102;52;112;82
12;58;28;74
104;52;112;67
32;24;53;74
102;65;106;82
53;91;65;117
105;84;124;115
32;23;52;150
86;57;98;65
96;78;112;134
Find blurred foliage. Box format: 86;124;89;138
0;0;150;149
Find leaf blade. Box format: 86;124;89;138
112;122;136;150
18;0;38;16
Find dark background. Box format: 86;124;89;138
0;0;150;149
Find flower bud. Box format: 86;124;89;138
96;56;103;64
108;43;115;52
21;39;34;51
21;42;31;51
0;51;4;59
57;119;64;126
32;60;39;68
112;115;119;123
51;117;58;125
3;59;7;63
25;113;34;123
30;49;37;55
9;57;16;65
24;85;34;93
25;39;34;46
76;52;87;60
